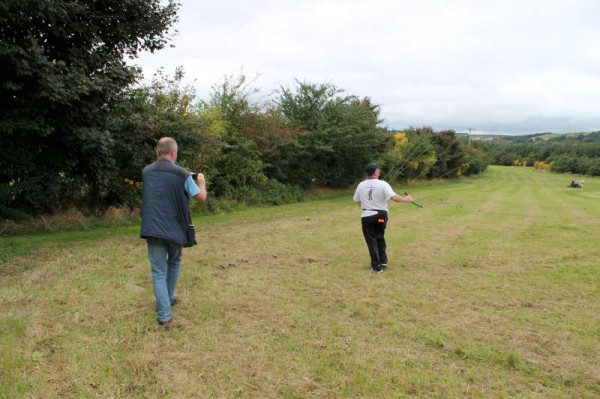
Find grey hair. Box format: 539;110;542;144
156;137;177;156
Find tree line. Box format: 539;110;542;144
0;0;486;220
471;132;600;177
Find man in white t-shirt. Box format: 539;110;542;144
353;163;413;272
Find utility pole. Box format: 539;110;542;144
468;127;474;147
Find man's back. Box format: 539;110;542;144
141;159;190;246
354;179;395;213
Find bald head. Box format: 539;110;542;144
157;137;178;160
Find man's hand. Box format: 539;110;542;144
194;173;206;187
192;172;207;202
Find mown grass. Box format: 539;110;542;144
1;166;599;398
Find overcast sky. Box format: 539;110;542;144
133;0;600;135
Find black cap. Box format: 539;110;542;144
365;163;380;176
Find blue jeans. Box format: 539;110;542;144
146;237;182;322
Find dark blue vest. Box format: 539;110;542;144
140;159;192;246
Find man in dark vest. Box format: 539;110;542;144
141;137;207;326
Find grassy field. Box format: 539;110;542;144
1;166;599;398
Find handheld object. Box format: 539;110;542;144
404;192;423;208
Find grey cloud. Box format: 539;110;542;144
133;0;600;135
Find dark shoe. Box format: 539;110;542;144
171;297;178;306
381;263;388;270
158;318;172;326
372;266;383;273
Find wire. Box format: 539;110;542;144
383;131;465;182
383;133;435;181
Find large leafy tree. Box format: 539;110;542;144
105;68;207;208
0;0;179;217
275;81;386;187
200;74;269;200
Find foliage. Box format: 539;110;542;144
474;132;600;176
1;0;490;219
274;81;387;187
534;161;552;171
461;146;490;175
427;130;465;178
382;127;485;182
0;0;179;216
383;127;436;181
105;68;207;208
200;74;270;202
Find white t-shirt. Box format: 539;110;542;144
353;178;397;217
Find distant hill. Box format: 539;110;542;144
456;131;600;144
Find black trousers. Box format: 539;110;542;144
361;211;388;269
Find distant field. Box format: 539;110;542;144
1;166;599;398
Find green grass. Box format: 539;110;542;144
1;166;599;398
